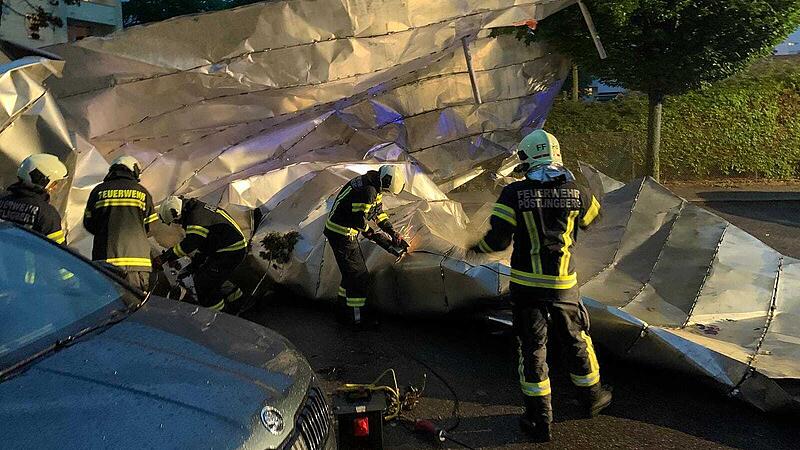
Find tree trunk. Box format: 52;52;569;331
646;92;664;182
571;64;579;102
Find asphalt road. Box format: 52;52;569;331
245;188;799;450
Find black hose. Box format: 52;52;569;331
399;350;462;433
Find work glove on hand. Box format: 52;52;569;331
362;228;375;239
152;254;164;268
391;231;406;247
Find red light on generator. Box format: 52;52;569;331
353;416;370;437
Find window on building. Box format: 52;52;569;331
67;18;115;42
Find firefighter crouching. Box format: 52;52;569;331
471;130;612;442
84;156;157;291
0;154;68;244
324;165;407;327
154;196;253;314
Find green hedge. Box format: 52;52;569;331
547;57;800;181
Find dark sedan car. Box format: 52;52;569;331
0;222;334;449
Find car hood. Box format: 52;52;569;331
0;296;314;449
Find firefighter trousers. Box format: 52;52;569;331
326;231;369;310
124;270;152;292
193;250;246;311
512;290;601;424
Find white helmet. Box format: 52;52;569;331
17;154;68;190
110;155;141;180
378;165;405;195
158;196;183;224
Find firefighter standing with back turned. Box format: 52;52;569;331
84;156;158;292
154;196;252;314
1;154;69;244
324;165;406;327
471;130;612;442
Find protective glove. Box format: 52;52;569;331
391;231;406;247
152;253;167;268
362;228;375;239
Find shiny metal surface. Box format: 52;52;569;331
0;0;797;415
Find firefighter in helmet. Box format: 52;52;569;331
0;154;68;243
154;196;251;314
324;165;406;327
84;156;157;291
471;130;612;442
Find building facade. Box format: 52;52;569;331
0;0;122;48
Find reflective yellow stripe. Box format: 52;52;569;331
47;229;65;244
144;213;159;224
571;331;601;387
492;203;517;226
352;203;373;213
217;240;247;252
477;238;493;253
510;269;577;289
376;193;383;203
346;297;366;307
518;338;551;396
209;299;225;311
105;257;152;268
521;378;551;397
330;185;352;217
559;211;579;276
173;243;187;258
325;220;359;237
226;288;244;302
377;212;389;223
522;212;541;274
581;196;601;227
338;286;347;296
186;225;210;237
95;199;146;210
217;209;245;238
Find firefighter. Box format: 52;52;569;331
324;165;406;327
154;196;251;314
471;130;612;442
1;154;68;243
84;156;157;292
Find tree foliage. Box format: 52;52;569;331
548;58;800;180
537;0;800;98
123;0;266;26
0;0;81;40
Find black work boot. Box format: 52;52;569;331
580;384;613;418
519;396;552;442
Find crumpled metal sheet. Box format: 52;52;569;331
0;0;796;414
0;57;75;213
574;166;800;414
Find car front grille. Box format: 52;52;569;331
285;387;332;450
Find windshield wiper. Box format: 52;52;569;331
0;291;152;382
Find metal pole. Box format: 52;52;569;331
577;1;608;60
461;36;483;105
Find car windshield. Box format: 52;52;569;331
0;225;131;370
